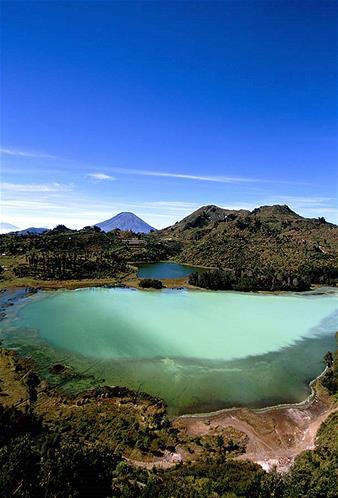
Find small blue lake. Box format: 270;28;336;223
136;261;203;279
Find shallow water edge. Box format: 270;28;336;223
0;286;337;416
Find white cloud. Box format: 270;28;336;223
106;167;309;186
135;170;258;183
271;195;333;207
130;201;199;210
0;147;56;159
1;147;309;186
1;200;59;210
2;193;337;230
87;173;116;181
0;182;72;192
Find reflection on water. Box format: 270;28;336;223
0;287;337;415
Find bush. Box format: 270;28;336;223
189;269;311;292
139;278;163;289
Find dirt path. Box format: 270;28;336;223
125;386;336;473
126;449;184;470
174;387;336;472
1;346;336;474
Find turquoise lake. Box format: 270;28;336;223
136;261;203;279
1;287;337;415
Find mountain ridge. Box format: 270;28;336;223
159;203;338;280
11;227;48;236
0;222;19;230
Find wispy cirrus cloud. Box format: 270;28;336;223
0;147;56;159
128;169;258;184
87;173;116;181
270;195;335;210
106;167;310;186
0;182;72;192
134;201;199;210
1;146;309;186
1;199;60;210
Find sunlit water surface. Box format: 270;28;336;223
1;287;337;414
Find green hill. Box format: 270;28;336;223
160;204;338;286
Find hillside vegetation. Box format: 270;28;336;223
161;204;338;288
0;347;337;497
0;226;179;286
0;205;337;291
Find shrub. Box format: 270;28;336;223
139;278;163;289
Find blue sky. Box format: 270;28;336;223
1;0;337;229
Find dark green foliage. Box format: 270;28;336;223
0;405;119;498
0;228;181;281
139;278;163;289
25;371;40;406
324;351;334;368
0;402;337;497
299;264;338;286
161;205;338;288
131;235;182;263
189;269;232;290
4;229;129;280
144;459;265;497
189;269;311;292
0;405;42;447
321;369;337;395
0;435;42;498
321;350;338;396
284;413;338;498
39;442;117;498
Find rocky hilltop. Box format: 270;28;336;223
160;204;338;284
11;227;48;236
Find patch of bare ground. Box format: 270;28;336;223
1;347;336;474
173;381;337;472
125;449;184;470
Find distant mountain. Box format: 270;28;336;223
95;212;155;233
0;222;19;230
0;222;19;234
11;227;48;236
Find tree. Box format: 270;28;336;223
139;279;163;289
324;351;334;368
25;371;40;409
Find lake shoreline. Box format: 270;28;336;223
1;285;337;473
1;286;336;419
1;258;336;292
178;364;331;419
174;378;337;472
1;279;337;294
0;341;336;474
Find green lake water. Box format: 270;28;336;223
1;287;337;415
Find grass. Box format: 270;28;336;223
0;255;196;291
0;254;129;290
